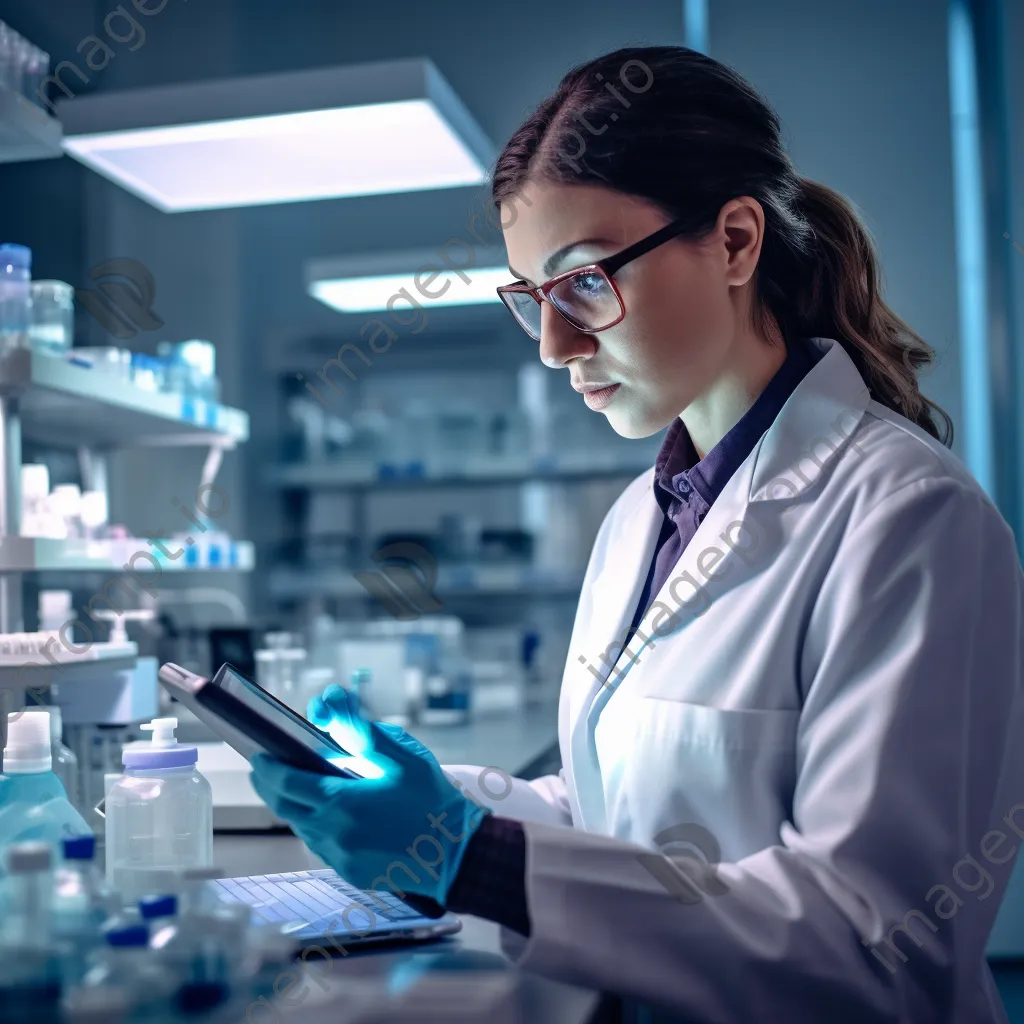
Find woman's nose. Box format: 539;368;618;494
537;303;596;369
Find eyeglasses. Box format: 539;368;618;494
496;218;690;341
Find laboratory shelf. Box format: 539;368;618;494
266;563;584;601
0;348;249;447
0;84;62;164
0;641;138;673
0;536;255;573
266;453;656;490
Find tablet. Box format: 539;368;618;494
158;662;363;779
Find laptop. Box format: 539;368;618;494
212;867;462;949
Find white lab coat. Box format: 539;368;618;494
444;337;1024;1023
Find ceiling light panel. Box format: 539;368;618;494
58;60;494;212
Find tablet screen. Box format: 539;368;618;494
213;663;349;760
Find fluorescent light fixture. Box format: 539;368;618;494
306;248;509;313
58;59;494;212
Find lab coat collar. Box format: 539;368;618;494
746;336;871;504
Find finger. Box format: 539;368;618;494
249;753;336;809
258;789;315;825
307;693;332;728
320;683;359;718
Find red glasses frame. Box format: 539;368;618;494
495;218;691;341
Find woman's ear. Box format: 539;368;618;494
719;197;765;288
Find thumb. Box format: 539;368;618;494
308;683;360;730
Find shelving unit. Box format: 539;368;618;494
267;563;585;602
0;536;255;573
265;453;654;491
264;337;663;615
0;83;62;164
0;348;248;446
0;347;254;714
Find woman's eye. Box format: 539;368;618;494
571;273;604;296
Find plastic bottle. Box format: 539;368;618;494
350;666;372;717
76;924;174;1021
0;842;62;1024
0;710;92;871
104;717;213;904
48;705;81;813
52;835;119;986
138;893;177;951
0;242;32;357
158;868;247;1012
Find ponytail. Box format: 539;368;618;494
758;176;951;444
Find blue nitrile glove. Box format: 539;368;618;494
248;684;490;916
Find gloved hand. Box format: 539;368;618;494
249;684;490;914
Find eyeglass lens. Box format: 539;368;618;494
503;270;622;340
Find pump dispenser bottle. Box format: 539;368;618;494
104;717;213;904
0;710;92;870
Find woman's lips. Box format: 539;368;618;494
582;383;621;411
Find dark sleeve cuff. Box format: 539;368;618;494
446;814;531;937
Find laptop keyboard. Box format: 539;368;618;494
213;868;428;937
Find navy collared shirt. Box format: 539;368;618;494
626;336;820;643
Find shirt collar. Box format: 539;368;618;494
653;337;817;511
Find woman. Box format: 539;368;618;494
251;46;1024;1022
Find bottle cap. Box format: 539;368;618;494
4;709;53;773
5;840;53;874
138;894;177;919
0;243;31;270
122;716;198;769
62;834;96;861
104;924;149;947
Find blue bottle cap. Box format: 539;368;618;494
62;834;96;860
0;243;31;269
105;924;149;947
138;894;177;919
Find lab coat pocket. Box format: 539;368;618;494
596;697;800;860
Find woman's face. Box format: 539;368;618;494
501;181;765;438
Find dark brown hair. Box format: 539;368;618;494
491;45;952;445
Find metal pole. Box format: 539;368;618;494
948;0;1021;548
0;394;23;632
683;0;709;53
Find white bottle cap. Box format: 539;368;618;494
20;463;50;501
39;589;73;630
4;710;53;773
140;717;178;748
4;840;53;874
